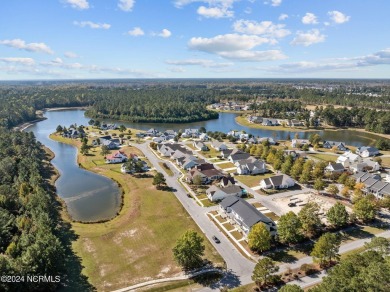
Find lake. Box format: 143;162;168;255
26;109;121;222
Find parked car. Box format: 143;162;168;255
288;202;296;207
212;236;220;243
187;193;192;198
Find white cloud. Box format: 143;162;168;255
291;29;325;46
278;13;288;21
0;38;54;54
118;0;135;12
127;27;144;36
174;0;238;8
197;6;233;18
64;0;89;10
64;51;79;58
158;29;172;38
217;50;286;62
73;21;111;29
265;0;281;7
328;11;350;24
188;33;286;62
302;13;318;24
0;57;35;66
169;67;186;73
233;20;290;38
165;59;233;68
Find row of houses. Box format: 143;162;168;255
353;172;390;199
336;152;380;171
247;116;305;127
92;135;122;149
62;126;86;139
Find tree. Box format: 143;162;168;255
311;233;340;267
277;211;303;244
172;230;205;270
290;158;304;179
337;173;349;184
80;142;89;156
309;133;321;146
364;237;390;256
100;145;110;156
344;177;356;188
119;125;126;132
56;125;63;132
326;184;339;196
153;172;166;188
340;186;350;198
251;257;279;289
279;284;304;292
298;202;321;237
88;119;95;126
192;175;202;185
353;197;377;222
199;126;206;133
326;202;349;228
312;162;326;179
314;178;325;194
247;223;271;253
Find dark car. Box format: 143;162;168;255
288;202;296;207
212;236;220;243
187;193;192;198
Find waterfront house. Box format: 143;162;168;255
356;146;380;158
106;150;128;164
323;141;347;151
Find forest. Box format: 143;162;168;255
0;79;389;133
0;129;83;291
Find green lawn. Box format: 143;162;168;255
201;146;221;158
217;162;235;169
50;134;223;291
339;225;387;244
185;143;198;151
235;172;274;188
263;212;280;222
307;153;337;162
252;202;265;208
231;230;244;240
381;157;390;167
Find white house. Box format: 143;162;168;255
291;139;310;148
211;140;228;151
206;185;243;202
106;150;128;164
260;174;295;189
235;158;267;175
199;133;209;141
356;146;380;158
193;141;209;151
336;151;362;167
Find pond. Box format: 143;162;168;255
25;109;121;222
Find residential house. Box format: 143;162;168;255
258;137;276;145
157;143;189;157
228;151;251;163
262;118;279;126
101;138;120;149
247;137;257;144
199;133;209;141
206;185;243;202
219;197;277;238
182;129;199;138
356;146;380;158
100;123;117;130
323;141;347;151
259;174;295;189
350;159;381;173
227;130;249;140
288;119;304;127
220;176;235;188
187;167;224;184
336;152;363;168
352;171;381;183
368;181;389;198
235;158;267;175
106;150;128;164
378;184;390;198
146;128;160;137
211;140;228;151
325;162;345;174
193;141;209;151
221;149;234;159
163;130;177;140
247;116;263;124
176;155;203;170
291;139;310;148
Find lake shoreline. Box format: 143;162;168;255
49;133;125;224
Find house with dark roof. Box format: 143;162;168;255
219;197;277;238
206;185;243;202
368;181;389;198
259;174;295;189
325;162;345;174
323;141;347;151
211;140;228;151
186;167;224;184
157;143;189;157
193;141;209;151
235;157;267;175
176;155;203;170
356;146;379;158
262;118;279;126
220;176;235;188
228;151;251;163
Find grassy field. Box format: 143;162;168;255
185;143;198;151
307;153;337;162
201;146;221;158
50;133;223;291
235;116;312;132
235;172;274;188
381;157;390;167
159;162;174;176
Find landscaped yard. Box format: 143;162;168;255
381;157;390;167
185;143;198;151
216;162;235;169
235;172;274;188
263;212;280;222
50;134;223;291
201;146;221;158
339;224;388;244
307;153;337;162
158;162;174;176
252;202;265;208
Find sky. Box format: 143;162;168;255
0;0;389;80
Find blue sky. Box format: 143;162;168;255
0;0;389;79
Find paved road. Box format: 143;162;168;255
134;142;255;289
131;142;390;291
